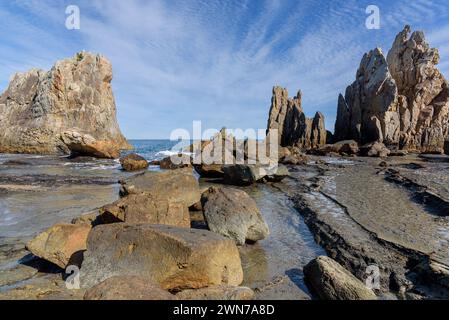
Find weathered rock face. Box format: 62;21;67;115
0;52;131;155
26;223;91;269
84;276;176;300
100;193;190;228
267;87;327;150
335;26;449;153
176;285;254;300
334;48;400;145
201;187;269;245
119;168;200;207
81;223;244;290
304;256;377;300
120;154;149;171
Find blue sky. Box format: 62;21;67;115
1;0;449;139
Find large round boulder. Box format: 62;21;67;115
80;223;243;290
201;187;269;245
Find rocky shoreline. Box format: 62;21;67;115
0;25;448;301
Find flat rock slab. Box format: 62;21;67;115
80;223;243;290
120;168;200;207
100;193;190;228
323;165;449;260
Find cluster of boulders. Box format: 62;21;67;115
334;26;449;154
25;167;271;300
0;52;131;158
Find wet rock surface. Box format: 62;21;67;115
283;155;449;298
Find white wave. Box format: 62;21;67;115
156;150;193;157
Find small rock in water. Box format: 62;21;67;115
120;154;149;171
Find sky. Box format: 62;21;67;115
1;0;449;139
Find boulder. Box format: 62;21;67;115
81;224;243;290
193;164;224;178
160;155;192;170
176;285;254;300
0;52;131;155
304;256;377;300
120;154;149;171
223;164;289;186
360;142;391;158
335;26;449;153
61;130;120;159
201;187;269;245
71;210;103;226
267;87;327;150
26;223;91;269
119;167;200;207
84;276;176;300
99;193;190;228
316;140;359;156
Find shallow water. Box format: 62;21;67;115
200;181;326;299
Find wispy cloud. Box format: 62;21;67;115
0;0;448;138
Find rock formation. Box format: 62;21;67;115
0;52;131;155
266;86;327;150
335;26;449;153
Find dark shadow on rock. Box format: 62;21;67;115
19;253;63;274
